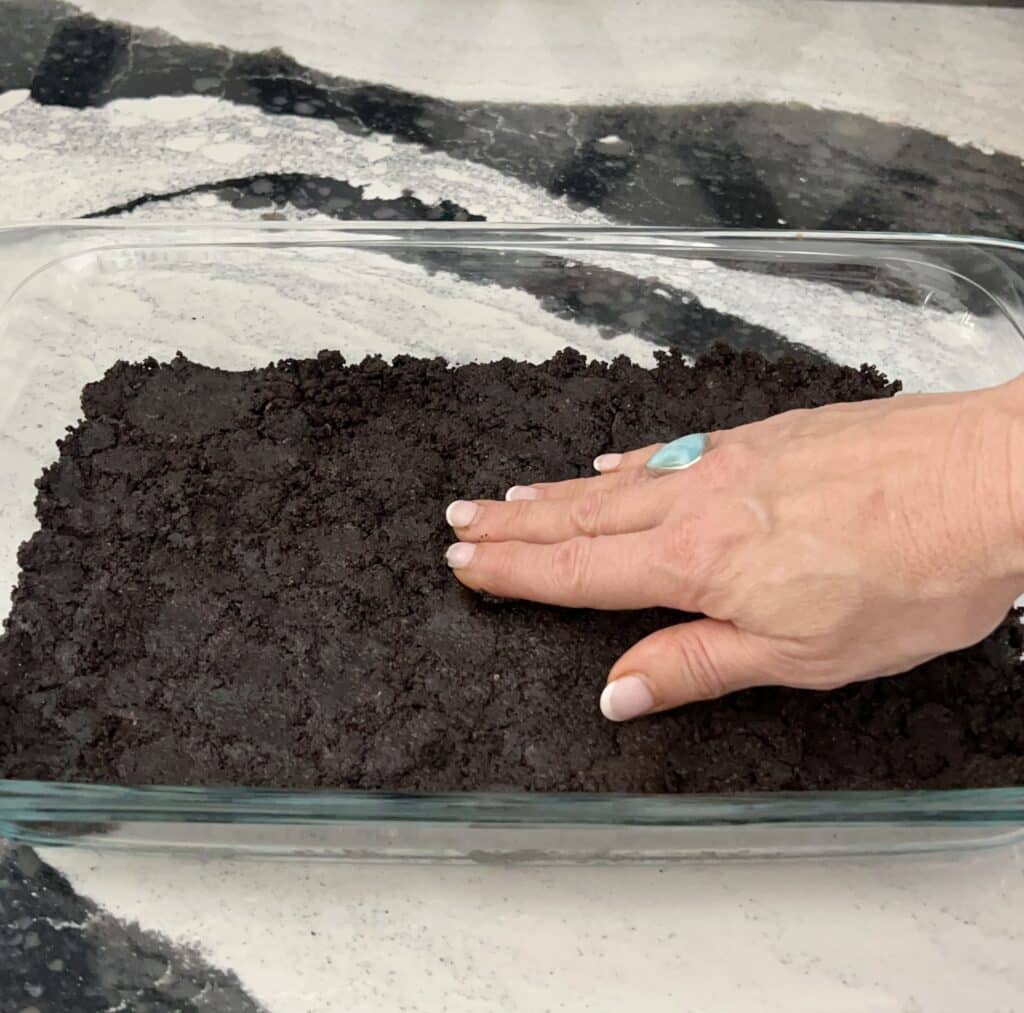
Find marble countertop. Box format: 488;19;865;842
2;1;1024;1010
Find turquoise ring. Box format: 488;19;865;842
645;433;709;474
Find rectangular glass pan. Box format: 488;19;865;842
1;223;1023;862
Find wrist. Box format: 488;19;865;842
983;374;1024;584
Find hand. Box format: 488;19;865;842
444;375;1024;720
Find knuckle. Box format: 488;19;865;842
760;639;840;689
661;519;700;566
551;537;592;593
673;628;728;700
656;513;737;613
699;441;751;484
490;544;519;586
632;444;664;468
568;491;608;536
509;499;535;529
495;498;540;540
626;465;656;490
661;518;718;580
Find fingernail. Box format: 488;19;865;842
593;453;623;473
645;434;708;473
445;542;476;568
600;675;655;722
445;500;480;528
505;485;540;501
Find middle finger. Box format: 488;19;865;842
447;479;676;544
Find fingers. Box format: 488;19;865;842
445;530;682;609
521;434;727;501
525;466;652;502
600;619;770;719
592;444;663;474
446;481;674;544
508;444;662;502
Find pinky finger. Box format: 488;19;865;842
592;444;663;474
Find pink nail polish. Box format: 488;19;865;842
505;486;540;501
445;500;480;528
593;453;623;473
445;542;476;569
600;675;655;721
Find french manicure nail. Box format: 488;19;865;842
445;542;476;568
445;500;480;528
600;675;655;722
505;485;540;501
593;453;623;473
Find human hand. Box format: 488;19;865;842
444;375;1024;720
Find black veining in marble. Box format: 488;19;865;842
86;171;821;361
0;0;77;94
4;3;1024;242
0;846;265;1012
28;14;129;108
84;172;486;223
398;246;822;362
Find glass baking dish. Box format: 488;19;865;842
1;223;1023;862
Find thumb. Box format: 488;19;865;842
599;619;769;721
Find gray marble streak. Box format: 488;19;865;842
35;840;1024;1013
0;844;265;1012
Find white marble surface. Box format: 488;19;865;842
2;1;1024;1009
79;0;1024;156
38;842;1024;1012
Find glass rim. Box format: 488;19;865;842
2;220;1024;252
2;780;1023;826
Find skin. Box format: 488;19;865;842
444;373;1024;721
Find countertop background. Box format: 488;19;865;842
2;1;1024;1010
